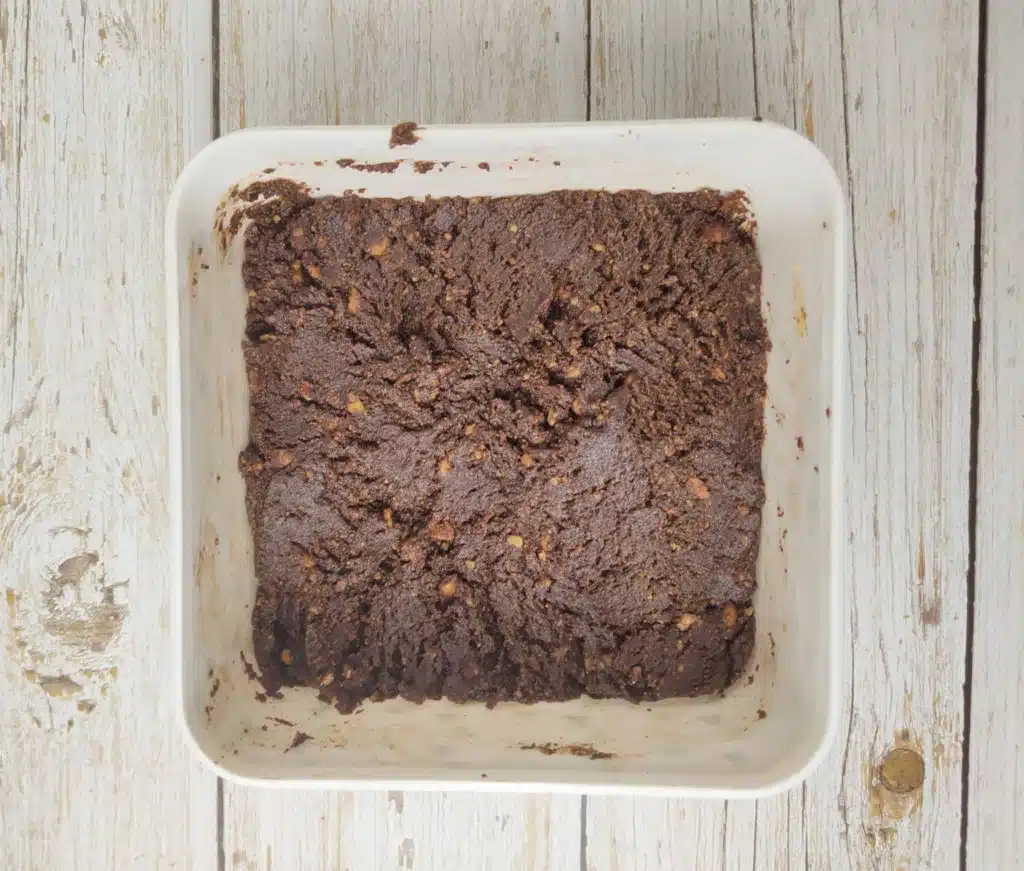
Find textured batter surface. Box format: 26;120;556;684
240;187;768;713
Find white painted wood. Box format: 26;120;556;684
0;0;218;868
220;0;585;130
966;4;1024;868
788;0;978;865
590;0;756;119
586;798;728;871
587;1;979;869
219;2;586;867
223;791;582;871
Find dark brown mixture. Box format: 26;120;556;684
240;188;767;713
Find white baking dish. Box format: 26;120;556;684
167;121;844;796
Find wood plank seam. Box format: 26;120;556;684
584;0;592;121
212;0;222;139
7;0;31;407
211;7;226;870
959;0;990;867
748;0;760;116
834;0;865;858
580;794;589;871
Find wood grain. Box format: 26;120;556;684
0;0;217;868
588;0;979;868
966;3;1024;867
220;0;585;130
590;0;756;119
223;791;582;871
218;1;586;867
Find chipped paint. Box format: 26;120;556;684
40;674;83;698
397;837;415;870
0;452;125;724
916;527;942;626
42;552;126;652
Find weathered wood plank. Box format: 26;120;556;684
785;0;977;865
587;0;978;868
590;0;756;119
218;1;587;866
966;3;1024;867
0;1;217;868
220;0;584;129
224;792;582;871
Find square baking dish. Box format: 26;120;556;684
167;121;844;796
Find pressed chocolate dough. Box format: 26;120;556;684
240;187;768;713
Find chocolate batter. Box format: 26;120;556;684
240;187;767;713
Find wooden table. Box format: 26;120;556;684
1;1;1019;868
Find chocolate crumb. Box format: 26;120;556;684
757;708;767;720
520;742;615;760
240;652;258;681
351;161;400;174
287;731;313;751
389;121;420;148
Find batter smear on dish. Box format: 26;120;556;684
240;186;768;713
